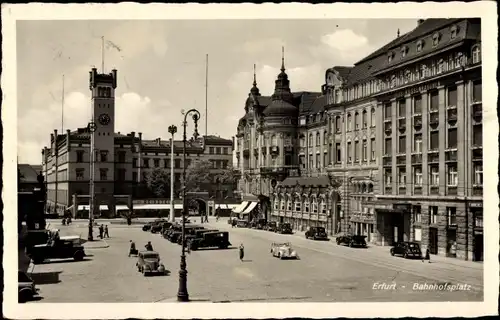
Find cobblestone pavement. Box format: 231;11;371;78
30;219;483;303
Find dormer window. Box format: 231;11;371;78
432;32;441;46
416;40;424;52
450;25;459;39
387;51;395;63
401;46;409;58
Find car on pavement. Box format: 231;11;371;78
136;251;166;276
187;231;231;250
18;270;39;303
185;228;217;244
250;219;267;229
335;233;367;247
28;237;86;264
266;221;278;232
270;242;299;260
305;226;329;240
277;222;293;234
152;221;172;234
390;241;423;259
236;219;249;228
176;225;206;244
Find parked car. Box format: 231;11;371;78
176;226;206;244
277;222;293;234
28;237;86;264
250;219;266;229
266;221;278;232
270;242;299;260
187;231;231;250
305;226;329;240
336;233;367;247
142;223;152;231
390;241;423;259
136;251;166;276
152;221;172;234
18;271;39;303
236;220;249;228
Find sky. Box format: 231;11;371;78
17;19;419;164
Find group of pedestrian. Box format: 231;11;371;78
98;224;110;239
61;217;72;225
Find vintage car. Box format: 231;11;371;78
236;219;249;228
336;233;367;247
18;271;39;303
270;242;299;260
136;251;166;276
28;234;86;264
250;219;267;229
184;228;216;244
390;241;423;259
277;222;293;234
187;231;231;250
168;225;201;244
152;221;172;234
176;225;206;244
228;217;237;225
266;221;278;232
305;226;329;240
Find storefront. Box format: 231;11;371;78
469;201;483;262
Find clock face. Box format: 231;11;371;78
98;113;111;126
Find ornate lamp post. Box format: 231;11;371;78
177;108;200;302
168;125;177;223
87;121;97;241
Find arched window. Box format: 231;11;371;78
271;134;277;146
437;59;444;74
370;108;376;127
304;199;310;213
294;196;302;212
300;135;306;147
320;199;327;214
324;130;328;145
355;112;360;130
472;45;481;64
274;198;279;210
280;198;286;211
316;132;320;146
347;113;352;131
309;134;313;146
362;110;367;128
335;116;341;133
312;197;318;213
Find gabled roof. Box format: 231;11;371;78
18;164;41;183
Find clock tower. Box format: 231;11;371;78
89;67;117;195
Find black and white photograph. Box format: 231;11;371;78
2;2;498;319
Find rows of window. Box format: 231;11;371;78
273;197;328;215
96;86;112;98
208;146;230;155
411;204;476;228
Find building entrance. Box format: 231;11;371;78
446;228;457;258
429;227;438;255
473;233;483;262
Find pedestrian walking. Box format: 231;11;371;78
423;248;431;263
104;225;110;238
128;240;137;257
239;243;245;261
99;224;104;239
145;241;153;251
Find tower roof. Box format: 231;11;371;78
249;64;260;97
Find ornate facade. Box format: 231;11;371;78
235;19;482;261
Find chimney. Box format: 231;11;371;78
118;132;120;135
417;19;425;26
138;132;142;140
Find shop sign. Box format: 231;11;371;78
468;202;483;208
207;200;215;207
134;199;170;205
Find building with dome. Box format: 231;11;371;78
235;18;483;262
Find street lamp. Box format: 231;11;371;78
177;108;200;302
168;125;177;223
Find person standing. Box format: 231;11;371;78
239;243;245;261
99;224;104;239
104;225;110;238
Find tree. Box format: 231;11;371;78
216;168;240;187
145;168;170;198
185;159;213;192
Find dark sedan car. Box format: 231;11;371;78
277;222;293;234
336;234;367;248
305;226;328;240
266;221;278;232
390;241;423;259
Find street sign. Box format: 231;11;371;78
88;122;97;132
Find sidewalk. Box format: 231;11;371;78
83;239;109;249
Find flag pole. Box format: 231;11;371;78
101;36;105;73
61;75;65;132
205;53;208;138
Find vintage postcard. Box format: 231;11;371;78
2;2;498;319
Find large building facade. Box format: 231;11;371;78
235;19;482;261
42;68;234;217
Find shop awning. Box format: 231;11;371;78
242;201;258;214
226;204;239;209
133;204;183;210
115;205;130;211
78;205;108;211
232;201;248;214
216;204;227;209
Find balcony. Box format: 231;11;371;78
284;145;294;153
396;155;406;165
413;116;422;131
427;152;439;163
384;122;392;135
429;112;439;129
414;185;422;195
270;146;280;156
383;156;392;166
445;149;458;162
411;153;422;164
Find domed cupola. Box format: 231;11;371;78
263;47;297;117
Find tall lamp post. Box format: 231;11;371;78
177;108;200;302
87;121;97;241
168;125;177;223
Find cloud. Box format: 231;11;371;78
320;29;369;51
